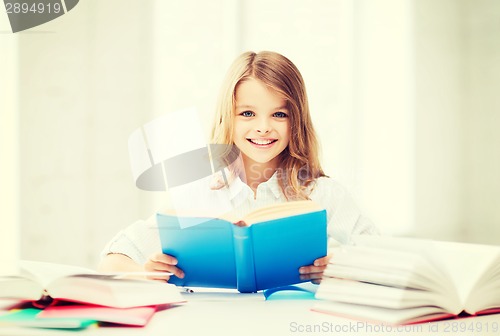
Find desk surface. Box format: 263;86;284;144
1;290;500;336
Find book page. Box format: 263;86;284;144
352;236;500;306
161;193;324;227
430;241;500;306
239;200;323;225
0;276;42;300
353;235;455;292
327;244;457;310
19;260;97;287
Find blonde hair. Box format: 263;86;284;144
211;51;325;200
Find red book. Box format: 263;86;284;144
38;304;158;327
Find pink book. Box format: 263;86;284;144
37;305;158;327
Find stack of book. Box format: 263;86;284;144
0;261;185;330
313;235;500;325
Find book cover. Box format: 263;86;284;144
0;308;96;330
157;201;327;293
38;304;157;327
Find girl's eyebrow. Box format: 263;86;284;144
235;104;255;109
235;104;288;110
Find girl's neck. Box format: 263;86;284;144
241;155;279;193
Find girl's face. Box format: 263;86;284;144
233;77;290;170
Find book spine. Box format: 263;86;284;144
232;226;257;293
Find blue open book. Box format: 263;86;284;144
157;200;327;293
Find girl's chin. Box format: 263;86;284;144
241;154;280;166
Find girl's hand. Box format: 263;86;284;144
299;255;332;284
144;252;184;282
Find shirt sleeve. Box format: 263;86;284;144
99;175;235;265
310;177;379;245
100;213;161;265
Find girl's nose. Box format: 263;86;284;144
256;118;271;134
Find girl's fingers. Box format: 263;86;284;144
145;253;184;279
147;274;171;281
313;255;332;266
299;263;328;282
299;265;326;275
150;253;178;265
149;263;184;279
299;271;325;281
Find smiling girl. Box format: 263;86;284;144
99;51;378;284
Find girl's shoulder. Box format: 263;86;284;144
308;176;353;210
309;176;349;196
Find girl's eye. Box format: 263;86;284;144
273;111;288;118
240;111;255;117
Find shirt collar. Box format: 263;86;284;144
263;172;284;199
231;172;283;199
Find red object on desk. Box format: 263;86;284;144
37;304;158;327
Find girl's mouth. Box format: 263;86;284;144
247;138;278;146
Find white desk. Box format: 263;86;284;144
2;290;500;336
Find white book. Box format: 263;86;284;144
313;235;500;325
0;260;185;308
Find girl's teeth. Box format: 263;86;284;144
251;139;273;145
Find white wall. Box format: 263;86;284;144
151;0;234;135
412;0;500;243
0;21;20;274
3;0;499;269
16;1;157;267
351;0;416;236
461;0;500;244
413;0;464;240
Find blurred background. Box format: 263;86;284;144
1;0;499;269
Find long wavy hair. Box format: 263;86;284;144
210;51;326;200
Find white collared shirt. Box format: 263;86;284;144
101;174;378;265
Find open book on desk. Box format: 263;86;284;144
313;235;500;325
158;200;327;293
0;260;185;308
